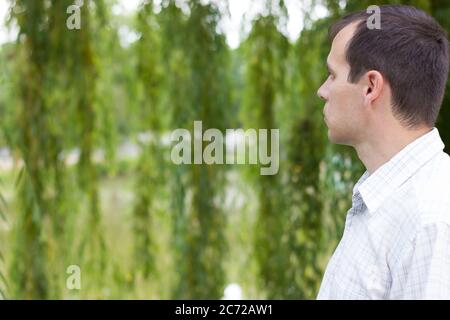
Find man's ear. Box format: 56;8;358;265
364;70;384;104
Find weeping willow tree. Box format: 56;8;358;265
8;0;107;298
9;0;73;299
241;1;291;299
73;0;109;294
184;1;231;299
158;1;190;298
0;37;9;300
433;1;450;152
279;14;334;298
159;0;231;299
0;187;6;299
131;0;164;281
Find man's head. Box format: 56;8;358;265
317;5;449;146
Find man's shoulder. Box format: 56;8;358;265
372;151;450;232
411;151;450;224
368;153;450;262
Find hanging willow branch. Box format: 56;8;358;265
183;0;231;299
9;0;62;299
9;0;107;298
0;183;7;299
72;1;109;292
131;0;164;280
158;1;190;298
159;0;231;299
241;2;290;298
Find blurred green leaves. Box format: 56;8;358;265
0;0;449;300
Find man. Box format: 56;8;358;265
316;5;450;299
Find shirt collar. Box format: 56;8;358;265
355;128;445;215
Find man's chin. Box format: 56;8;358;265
327;130;351;146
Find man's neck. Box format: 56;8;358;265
354;126;432;174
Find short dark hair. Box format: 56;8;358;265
329;5;449;127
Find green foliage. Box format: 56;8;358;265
9;0;71;298
7;0;108;298
0;0;449;300
131;0;164;280
241;3;290;299
157;1;191;299
431;1;450;153
0;180;7;299
161;0;232;299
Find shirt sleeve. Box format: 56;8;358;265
400;221;450;299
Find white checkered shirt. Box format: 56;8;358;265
317;128;450;300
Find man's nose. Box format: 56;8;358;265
317;84;326;101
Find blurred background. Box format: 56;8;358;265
0;0;449;299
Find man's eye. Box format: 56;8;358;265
328;73;334;80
